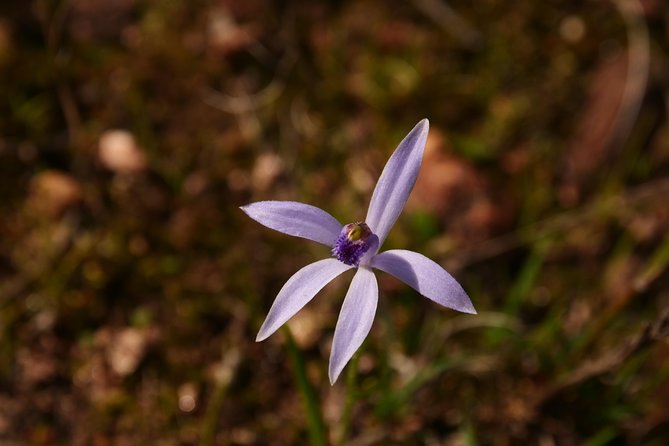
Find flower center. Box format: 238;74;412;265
332;222;377;266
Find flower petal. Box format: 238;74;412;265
241;201;342;247
256;259;353;341
328;267;378;384
371;249;476;314
365;119;429;246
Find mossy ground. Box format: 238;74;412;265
1;1;669;444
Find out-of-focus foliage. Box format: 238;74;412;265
1;0;669;444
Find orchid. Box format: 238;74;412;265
241;119;476;384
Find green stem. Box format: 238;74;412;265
283;326;327;446
200;379;228;446
200;348;240;446
338;351;360;446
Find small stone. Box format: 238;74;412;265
252;152;284;192
28;170;82;218
107;327;147;377
98;130;147;174
178;383;198;412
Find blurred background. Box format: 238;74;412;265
1;0;669;444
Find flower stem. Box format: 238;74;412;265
283;326;327;446
338;350;360;446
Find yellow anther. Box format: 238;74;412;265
347;225;362;241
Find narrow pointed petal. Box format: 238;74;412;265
328;267;378;384
241;201;342;247
371;250;476;314
365;119;429;246
257;259;353;341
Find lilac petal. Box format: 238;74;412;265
328;267;378;384
365;119;429;246
241;201;342;247
371;249;476;314
256;259;353;341
358;234;379;266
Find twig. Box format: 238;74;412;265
35;0;84;147
535;303;669;407
412;0;483;49
609;0;651;150
450;177;669;268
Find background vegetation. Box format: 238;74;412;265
1;0;669;444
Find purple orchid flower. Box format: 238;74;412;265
241;119;476;384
